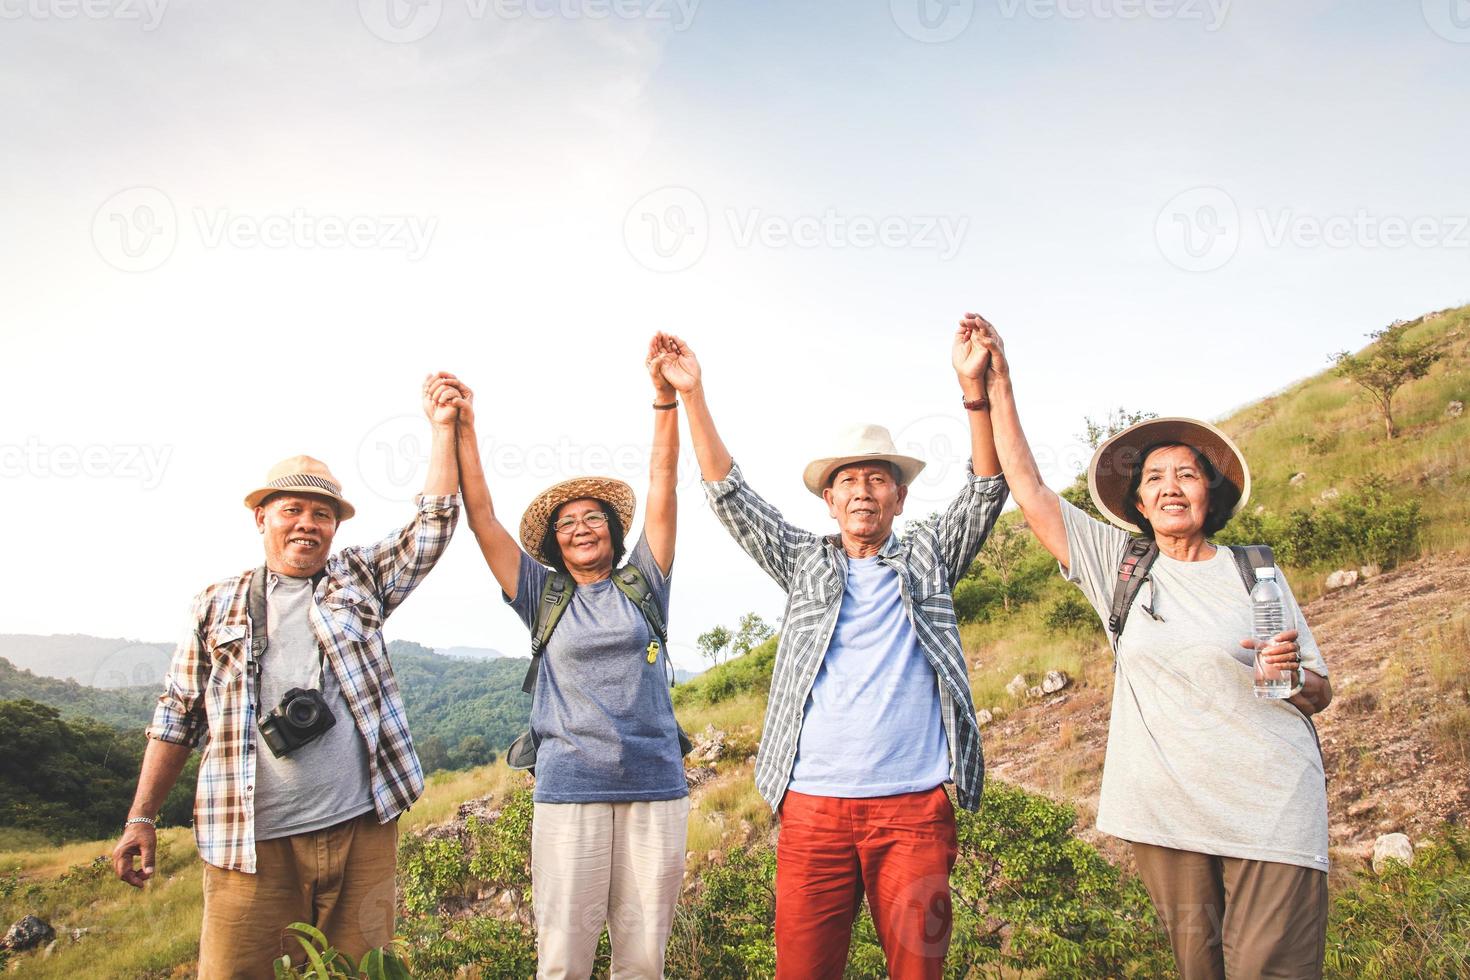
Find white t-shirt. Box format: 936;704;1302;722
1059;499;1330;872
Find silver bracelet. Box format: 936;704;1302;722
126;816;157;828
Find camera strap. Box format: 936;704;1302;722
247;565;328;721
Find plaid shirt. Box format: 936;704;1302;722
146;494;459;873
703;462;1007;812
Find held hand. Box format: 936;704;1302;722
423;372;460;427
112;823;157;888
646;335;677;401
654;332;702;394
953;313;993;383
439;378;474;428
965;316;1011;392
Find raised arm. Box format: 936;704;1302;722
954;314;1001;479
645;335;680;576
659;334;812;591
443;379;523;599
972;321;1070;566
659;334;733;482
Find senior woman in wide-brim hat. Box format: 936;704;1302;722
969;319;1333;980
439;336;690;980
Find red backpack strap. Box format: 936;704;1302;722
1107;537;1159;647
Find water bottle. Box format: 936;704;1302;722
1251;567;1298;699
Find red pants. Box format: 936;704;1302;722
775;786;958;980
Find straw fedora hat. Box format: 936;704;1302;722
801;424;927;497
243;455;356;521
1088;417;1249;534
519;476;637;567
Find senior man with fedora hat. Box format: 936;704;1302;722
111;374;462;979
651;320;1006;980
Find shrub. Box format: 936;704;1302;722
398;835;468;916
399;915;537;978
665;846;778;979
1325;826;1470;978
1043;593;1096;634
467;787;534;894
1218;474;1425;569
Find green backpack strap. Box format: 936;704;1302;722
609;565;668;673
1226;544;1277;591
522;571;573;695
610;566;693;756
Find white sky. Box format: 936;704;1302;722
3;0;1467;671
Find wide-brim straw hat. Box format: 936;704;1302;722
1088;417;1250;534
801;424;927;497
243;455;356;521
519;476;637;567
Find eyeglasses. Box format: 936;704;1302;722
553;511;609;534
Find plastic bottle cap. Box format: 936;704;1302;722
1254;567;1277;580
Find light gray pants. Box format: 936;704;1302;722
531;797;691;980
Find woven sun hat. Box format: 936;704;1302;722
243;455;356;521
801;424;927;497
1087;417;1250;534
519;476;637;566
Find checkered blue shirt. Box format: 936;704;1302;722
146;494;458;873
703;462;1007;812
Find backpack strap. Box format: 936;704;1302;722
609;565;673;686
1226;544;1276;591
247;566;269;660
1107;537;1159;647
522;572;573;695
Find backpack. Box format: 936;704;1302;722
505;565;693;772
1106;541;1276;648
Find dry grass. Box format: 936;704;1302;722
1423;612;1470;695
402;760;520;831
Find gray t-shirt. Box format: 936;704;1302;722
253;573;374;841
507;533;688;804
1058;500;1330;872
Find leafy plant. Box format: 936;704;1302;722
467;787;534;895
271;923;412;980
1219;474;1425;569
1043;593;1096;634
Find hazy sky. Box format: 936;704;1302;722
3;0;1467;672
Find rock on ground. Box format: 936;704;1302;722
1372;833;1415;873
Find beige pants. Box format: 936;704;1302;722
1132;841;1328;980
198;811;397;980
531;797;691;980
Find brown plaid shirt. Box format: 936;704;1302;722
146;494;459;872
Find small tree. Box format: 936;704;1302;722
978;519;1030;614
696;625;732;667
731;612;775;657
1332;321;1446;439
1078;407;1158;450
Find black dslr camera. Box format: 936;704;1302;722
258;687;336;758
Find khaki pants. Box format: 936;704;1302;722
1132;841;1328;980
531;797;690;980
198;811;398;980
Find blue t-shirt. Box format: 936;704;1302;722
788;555;952;797
506;533;688;804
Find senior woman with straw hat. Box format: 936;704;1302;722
968;318;1334;980
439;337;688;980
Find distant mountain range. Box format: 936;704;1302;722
0;634;174;689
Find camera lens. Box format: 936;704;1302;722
286;695;320;729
